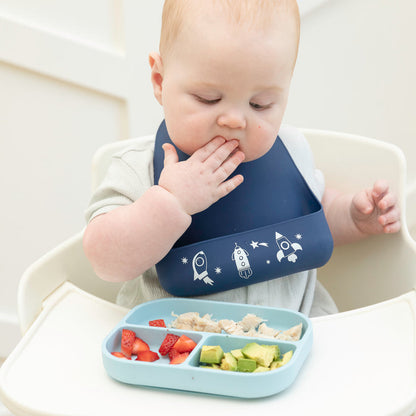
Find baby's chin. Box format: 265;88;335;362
242;154;260;163
242;146;273;162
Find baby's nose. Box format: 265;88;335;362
217;111;247;130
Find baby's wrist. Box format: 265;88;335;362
150;185;192;221
155;183;194;216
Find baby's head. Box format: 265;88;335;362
159;0;299;65
150;0;300;161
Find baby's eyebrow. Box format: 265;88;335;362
191;82;221;91
253;85;284;94
190;81;284;96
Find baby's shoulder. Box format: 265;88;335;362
278;125;324;198
113;134;155;159
278;124;314;162
278;124;309;151
111;134;156;170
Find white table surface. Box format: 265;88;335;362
1;283;415;416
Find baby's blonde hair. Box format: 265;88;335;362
159;0;300;59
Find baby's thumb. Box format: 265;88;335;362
353;190;374;215
162;143;178;166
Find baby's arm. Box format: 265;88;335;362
83;137;244;282
322;180;401;245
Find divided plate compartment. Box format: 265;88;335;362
102;298;313;398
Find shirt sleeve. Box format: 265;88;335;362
278;124;325;201
84;137;155;223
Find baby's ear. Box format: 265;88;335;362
149;52;164;105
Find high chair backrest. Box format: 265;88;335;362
17;137;152;333
304;128;416;311
406;182;416;242
17;129;416;333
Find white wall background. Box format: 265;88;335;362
287;0;416;185
0;0;415;364
0;0;164;323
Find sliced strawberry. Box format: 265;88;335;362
159;334;180;356
170;351;189;365
121;329;136;358
111;352;131;360
149;319;166;327
136;350;160;362
173;335;197;353
168;348;180;361
132;337;150;355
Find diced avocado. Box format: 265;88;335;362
237;358;257;372
200;363;221;370
270;360;281;370
253;365;270;373
270;350;293;370
230;348;244;360
199;345;224;364
281;350;293;364
261;344;280;361
241;342;274;367
220;352;238;371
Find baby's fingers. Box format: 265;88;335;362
378;205;401;232
215;149;245;182
352;190;374;215
376;191;397;212
383;220;401;234
191;137;226;163
206;139;240;171
162;143;179;167
217;174;244;199
371;179;390;204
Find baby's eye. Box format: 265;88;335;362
194;95;221;105
250;102;271;111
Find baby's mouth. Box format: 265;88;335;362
214;135;243;157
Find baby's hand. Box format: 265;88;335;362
158;137;245;215
350;180;401;236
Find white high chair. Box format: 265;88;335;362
1;129;416;416
407;182;416;242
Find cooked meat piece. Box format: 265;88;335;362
239;313;265;331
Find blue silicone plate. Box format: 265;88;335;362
102;298;312;398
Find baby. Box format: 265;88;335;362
83;0;400;316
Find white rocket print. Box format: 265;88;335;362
232;243;253;279
275;232;303;263
192;251;214;285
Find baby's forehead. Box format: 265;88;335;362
181;1;290;29
160;0;299;57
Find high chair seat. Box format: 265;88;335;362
1;129;416;416
0;282;415;415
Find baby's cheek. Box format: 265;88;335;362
245;133;275;161
165;116;207;155
258;128;277;153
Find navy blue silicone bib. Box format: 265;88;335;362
153;121;333;296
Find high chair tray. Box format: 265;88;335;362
102;298;312;398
